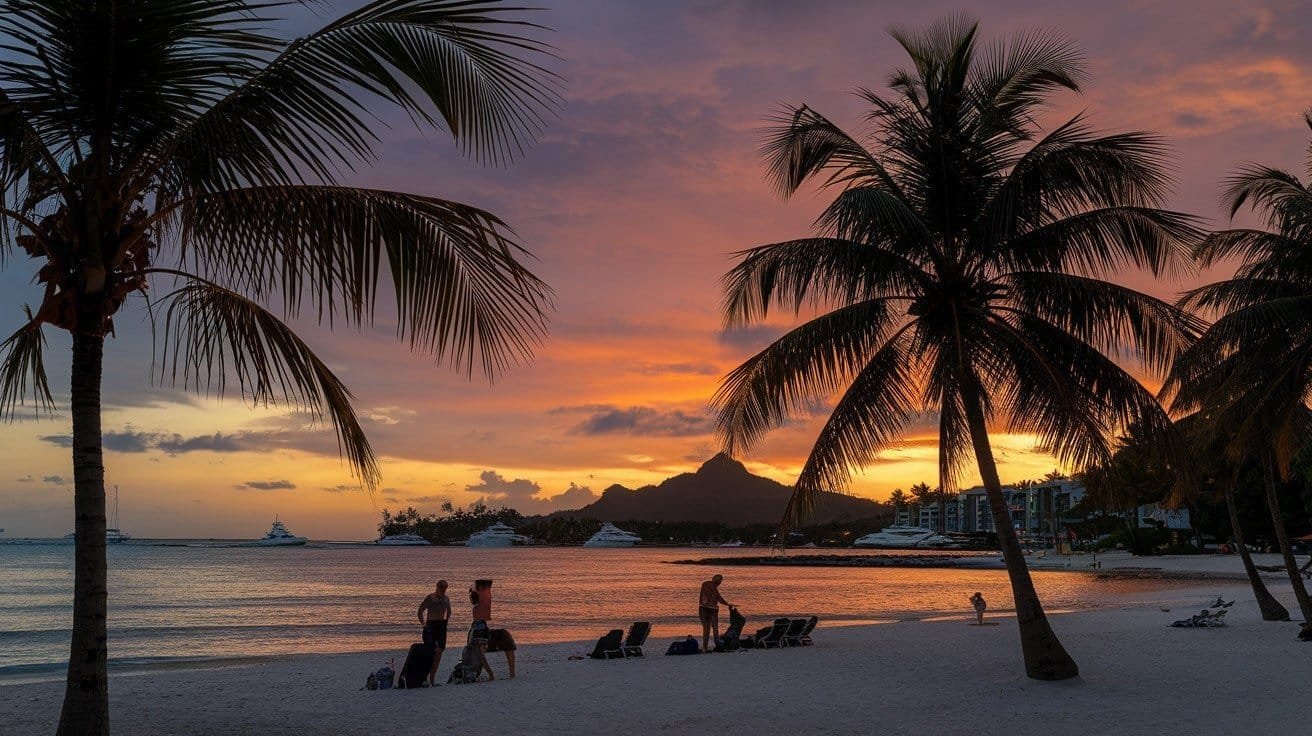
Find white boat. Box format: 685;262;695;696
583;523;642;548
464;522;533;547
852;525;961;549
64;485;131;543
718;540;744;547
375;534;431;546
241;518;307;547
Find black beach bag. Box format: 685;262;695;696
665;636;700;655
396;642;435;689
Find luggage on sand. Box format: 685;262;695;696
665;636;700;656
448;644;484;684
397;642;435;689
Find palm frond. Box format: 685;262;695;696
1001;271;1201;373
0;304;56;420
1222;166;1311;220
758;104;897;197
171;185;552;379
164;0;562;190
996;206;1199;279
156;280;379;489
712;299;902;455
783;328;920;530
721;237;924;327
983;311;1183;477
969;27;1084;143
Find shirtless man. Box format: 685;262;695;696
417;580;451;686
698;574;733;652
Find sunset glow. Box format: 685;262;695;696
4;0;1310;539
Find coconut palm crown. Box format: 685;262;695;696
0;2;559;733
713;16;1199;680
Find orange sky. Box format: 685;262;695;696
3;1;1311;539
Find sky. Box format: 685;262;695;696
3;0;1312;539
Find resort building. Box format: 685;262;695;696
895;479;1088;539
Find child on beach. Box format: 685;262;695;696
969;592;987;625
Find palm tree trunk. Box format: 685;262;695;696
960;381;1078;680
1224;481;1288;621
1261;453;1312;623
56;332;109;736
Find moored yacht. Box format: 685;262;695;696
583;522;642;548
242;518;307;547
852;525;961;549
64;485;131;543
375;533;431;546
464;522;533;547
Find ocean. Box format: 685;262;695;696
0;541;1202;680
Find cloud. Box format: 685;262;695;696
237;480;297;491
39;429;257;455
465;471;598;514
407;494;451;504
716;325;788;352
564;405;714;437
42;475;66;486
365;406;418;426
631;361;720;376
38;434;73;448
322;484;360;493
15;475;34;483
158;432;251;454
543;482;597;510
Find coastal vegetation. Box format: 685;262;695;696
712;16;1202;679
379;502;896;547
0;1;559;733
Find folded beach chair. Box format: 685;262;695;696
715;607;748;652
754;618;791;649
622;622;651;658
798;616;818;645
783;616;817;647
588;628;625;659
779;617;808;647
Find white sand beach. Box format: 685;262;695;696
3;554;1309;736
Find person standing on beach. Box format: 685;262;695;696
418;580;452;686
969;592;987;625
699;574;733;652
468;580;495;680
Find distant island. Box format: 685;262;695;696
553;453;886;525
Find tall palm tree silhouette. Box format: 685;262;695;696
714;16;1198;679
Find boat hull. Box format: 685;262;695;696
241;537;307;547
583;539;638;548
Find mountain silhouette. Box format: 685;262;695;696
556;453;884;525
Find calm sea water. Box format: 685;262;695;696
0;541;1205;679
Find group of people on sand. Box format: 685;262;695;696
416;573;992;680
417;579;515;686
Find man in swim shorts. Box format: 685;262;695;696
418;580;452;686
699;574;733;652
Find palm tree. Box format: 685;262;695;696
0;2;559;733
1166;116;1312;625
712;16;1199;680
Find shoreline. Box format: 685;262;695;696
4;576;1304;735
672;549;1294;582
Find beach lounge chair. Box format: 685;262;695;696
621;622;651;658
588;628;625;659
754;618;791;649
779;617;808;646
784;616;817;646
